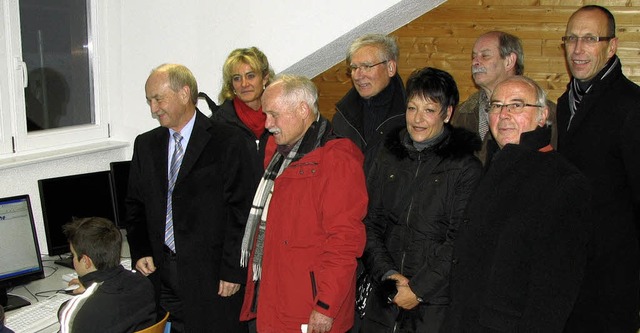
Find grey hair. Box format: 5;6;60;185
270;74;319;115
479;31;525;75
347;34;399;64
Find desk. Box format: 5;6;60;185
5;231;132;332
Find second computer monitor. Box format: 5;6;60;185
38;170;117;257
109;160;131;227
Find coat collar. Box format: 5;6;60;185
564;55;622;137
385;124;481;161
335;73;406;132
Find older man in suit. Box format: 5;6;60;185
126;64;254;332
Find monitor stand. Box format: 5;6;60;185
1;287;31;312
54;256;74;269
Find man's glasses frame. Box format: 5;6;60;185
348;60;388;74
561;35;615;45
488;102;543;114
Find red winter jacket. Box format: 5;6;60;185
240;138;368;333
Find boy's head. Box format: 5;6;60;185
62;217;121;276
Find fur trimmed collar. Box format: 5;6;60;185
385;124;481;160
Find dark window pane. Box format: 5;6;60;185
20;0;93;132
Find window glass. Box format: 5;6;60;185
19;0;93;132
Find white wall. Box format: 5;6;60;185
2;0;444;254
111;0;417;147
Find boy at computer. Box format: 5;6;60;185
58;217;156;333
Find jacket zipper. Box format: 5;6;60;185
393;155;422;332
310;271;317;299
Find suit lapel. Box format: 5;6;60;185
566;93;594;138
152;128;170;194
176;111;211;185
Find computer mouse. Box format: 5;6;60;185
64;284;80;294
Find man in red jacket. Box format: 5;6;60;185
239;74;368;333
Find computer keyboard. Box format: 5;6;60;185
5;293;73;333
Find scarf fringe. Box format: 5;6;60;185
252;264;262;281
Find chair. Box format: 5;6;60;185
135;311;170;333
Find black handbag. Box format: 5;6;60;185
355;268;372;318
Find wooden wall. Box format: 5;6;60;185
312;0;640;120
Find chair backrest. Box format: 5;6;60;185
135;312;170;333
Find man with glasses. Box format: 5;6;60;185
333;34;406;333
445;76;591;332
333;34;406;173
452;31;557;164
558;5;640;332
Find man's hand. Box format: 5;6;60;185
135;257;156;276
218;280;240;297
68;278;86;295
308;310;333;333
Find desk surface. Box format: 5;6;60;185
6;232;131;332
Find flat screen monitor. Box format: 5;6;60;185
109;160;131;227
0;195;45;311
38;171;117;261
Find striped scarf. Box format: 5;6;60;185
567;55;619;130
240;116;330;281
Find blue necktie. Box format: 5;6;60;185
165;132;183;252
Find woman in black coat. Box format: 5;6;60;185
212;47;275;185
361;67;482;333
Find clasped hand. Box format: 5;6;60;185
387;273;420;310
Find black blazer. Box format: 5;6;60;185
125;110;254;332
557;57;640;332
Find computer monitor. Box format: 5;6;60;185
38;171;117;265
109;160;131;227
0;195;45;311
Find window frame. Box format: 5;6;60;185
0;0;109;157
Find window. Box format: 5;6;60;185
0;0;108;156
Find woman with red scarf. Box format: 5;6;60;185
213;47;276;185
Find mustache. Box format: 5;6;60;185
472;67;487;74
267;127;281;134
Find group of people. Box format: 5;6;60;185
55;4;638;333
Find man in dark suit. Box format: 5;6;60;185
557;5;640;332
126;64;254;332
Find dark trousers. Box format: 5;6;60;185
161;247;185;333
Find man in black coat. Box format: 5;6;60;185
126;64;254;332
447;76;591;332
333;34;406;174
557;5;640;332
333;34;407;333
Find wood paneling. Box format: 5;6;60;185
312;0;640;120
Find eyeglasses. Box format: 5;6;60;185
561;35;615;45
488;102;543;114
348;60;388;73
